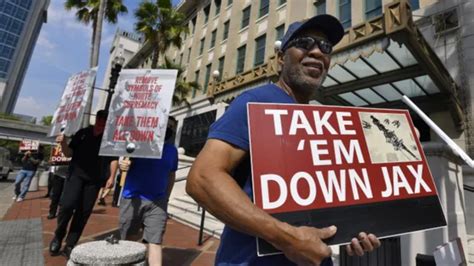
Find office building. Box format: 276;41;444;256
126;1;474;264
0;0;50;113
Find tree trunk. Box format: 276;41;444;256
151;43;160;69
91;0;106;68
89;20;96;68
83;0;106;128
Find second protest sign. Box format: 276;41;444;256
248;103;446;256
99;69;178;159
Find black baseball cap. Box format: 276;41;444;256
280;14;344;51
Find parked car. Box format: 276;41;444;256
0;147;13;180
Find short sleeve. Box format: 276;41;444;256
208;92;257;151
171;146;178;172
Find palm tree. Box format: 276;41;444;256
40;115;53;126
64;0;128;67
134;0;188;68
161;57;200;107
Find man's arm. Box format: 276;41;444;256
186;139;337;265
56;134;73;157
105;160;118;189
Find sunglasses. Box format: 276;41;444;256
285;36;333;54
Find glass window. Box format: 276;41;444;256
0;16;9;30
204;5;210;24
236;45;246;74
223;20;230;40
314;0;326;15
218;57;225;80
193;70;200;97
275;24;285;41
204;64;212;93
210;30;217;48
191;16;196;34
259;0;269;18
215;0;221;15
199;38;205;55
228;0;233;6
279;0;286;5
180;110;217;157
187;47;191;62
4;2;15;14
15;7;28;20
365;0;382;19
254;34;266;66
409;0;419;10
241;6;251;29
179;53;183;65
339;0;352;29
9;20;24;35
5;33;18;46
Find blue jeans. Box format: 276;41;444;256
14;170;35;199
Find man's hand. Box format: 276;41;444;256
25;151;31;156
105;177;114;189
273;225;336;266
55;134;66;144
119;159;131;171
345;232;381;256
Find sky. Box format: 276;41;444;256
14;0;180;121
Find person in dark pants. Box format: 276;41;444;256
49;110;118;257
47;165;68;219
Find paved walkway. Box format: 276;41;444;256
1;187;219;265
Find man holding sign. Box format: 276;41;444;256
187;14;380;265
117;117;178;266
49;110;118;257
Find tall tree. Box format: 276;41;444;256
134;0;188;68
40;115;53;126
64;0;128;67
161;57;200;107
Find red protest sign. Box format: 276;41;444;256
19;140;39;152
248;103;446;256
49;145;71;165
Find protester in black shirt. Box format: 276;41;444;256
13;146;44;202
49;110;118;257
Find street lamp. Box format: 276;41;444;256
104;53;126;111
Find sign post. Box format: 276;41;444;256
248;103;446;256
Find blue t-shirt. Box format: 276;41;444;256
122;143;178;201
208;83;334;266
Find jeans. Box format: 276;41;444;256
14;169;35;199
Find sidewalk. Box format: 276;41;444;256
1;187;219;265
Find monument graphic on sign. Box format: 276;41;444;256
247;103;446;256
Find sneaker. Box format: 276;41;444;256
16;198;23;202
12;195;16;200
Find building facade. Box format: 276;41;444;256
94;28;143;114
125;0;473;264
0;0;50;113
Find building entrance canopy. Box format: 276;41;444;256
321;0;464;129
209;0;464;129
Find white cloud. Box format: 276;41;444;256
47;1;90;36
14;96;54;120
37;32;56;57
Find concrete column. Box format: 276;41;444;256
462;166;474;263
400;142;468;266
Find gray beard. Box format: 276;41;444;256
282;66;326;97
